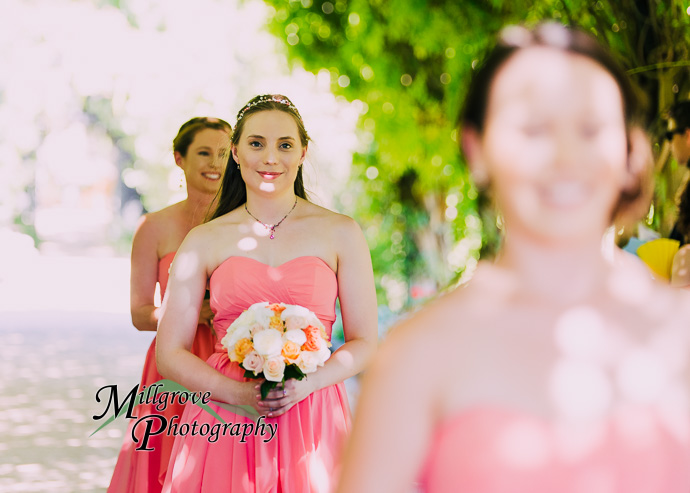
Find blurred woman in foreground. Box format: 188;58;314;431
338;23;690;493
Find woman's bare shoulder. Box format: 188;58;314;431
143;201;186;224
385;282;488;352
302;201;353;223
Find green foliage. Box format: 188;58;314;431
264;0;503;309
264;0;690;310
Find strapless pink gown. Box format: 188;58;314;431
419;407;690;492
108;252;217;493
162;256;351;493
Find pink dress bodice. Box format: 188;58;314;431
209;255;338;351
419;406;690;493
158;251;175;298
162;256;350;493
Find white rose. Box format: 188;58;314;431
315;342;332;366
251;302;274;327
283;329;307;346
250;322;265;337
263;356;286;382
282;304;310;319
253;329;283;357
222;323;251;351
297;351;320;374
220;332;235;358
234;309;256;326
306;313;324;330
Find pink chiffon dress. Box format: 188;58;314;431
162;256;351;493
418;406;690;492
108;252;217;493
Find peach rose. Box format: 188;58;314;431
281;340;301;362
242;351;265;375
250;322;264;337
301;325;322;352
285;315;307;332
233;338;254;363
297;351;319;374
263;355;286;382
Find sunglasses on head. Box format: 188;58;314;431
665;128;686;141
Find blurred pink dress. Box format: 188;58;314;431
419;407;690;492
108;252;217;493
162;256;351;493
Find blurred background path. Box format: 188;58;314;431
0;255;153;492
0;254;361;491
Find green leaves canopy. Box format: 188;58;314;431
264;0;690;310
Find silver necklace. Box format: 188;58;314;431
244;198;297;240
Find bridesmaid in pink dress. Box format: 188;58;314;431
156;95;378;492
108;117;232;493
338;24;690;493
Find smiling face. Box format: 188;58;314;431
468;47;629;245
232;110;307;195
175;127;230;195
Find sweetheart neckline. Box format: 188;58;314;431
210;255;336;282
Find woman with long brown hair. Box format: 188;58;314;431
108;117;231;493
157;95;378;492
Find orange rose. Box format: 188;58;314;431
234;338;254;363
268;303;286;315
301;325;321;352
281;340;301;362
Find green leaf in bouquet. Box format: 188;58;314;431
260;380;279;400
243;368;263;379
283;364;306;381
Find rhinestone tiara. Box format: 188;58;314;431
236;95;301;123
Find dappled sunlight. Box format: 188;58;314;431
496;419;551;469
308;447;331;492
251;222;272;237
170;440;193;483
259;182;278;193
552;420;607;462
238;236;259;252
615;349;669;403
172;251;200;281
330;346;356;368
267;268;285;282
554;307;609;362
547;301;690;424
607;261;654;304
549;360;613;421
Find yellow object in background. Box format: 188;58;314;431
637;238;681;281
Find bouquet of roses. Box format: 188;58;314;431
220;302;332;399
